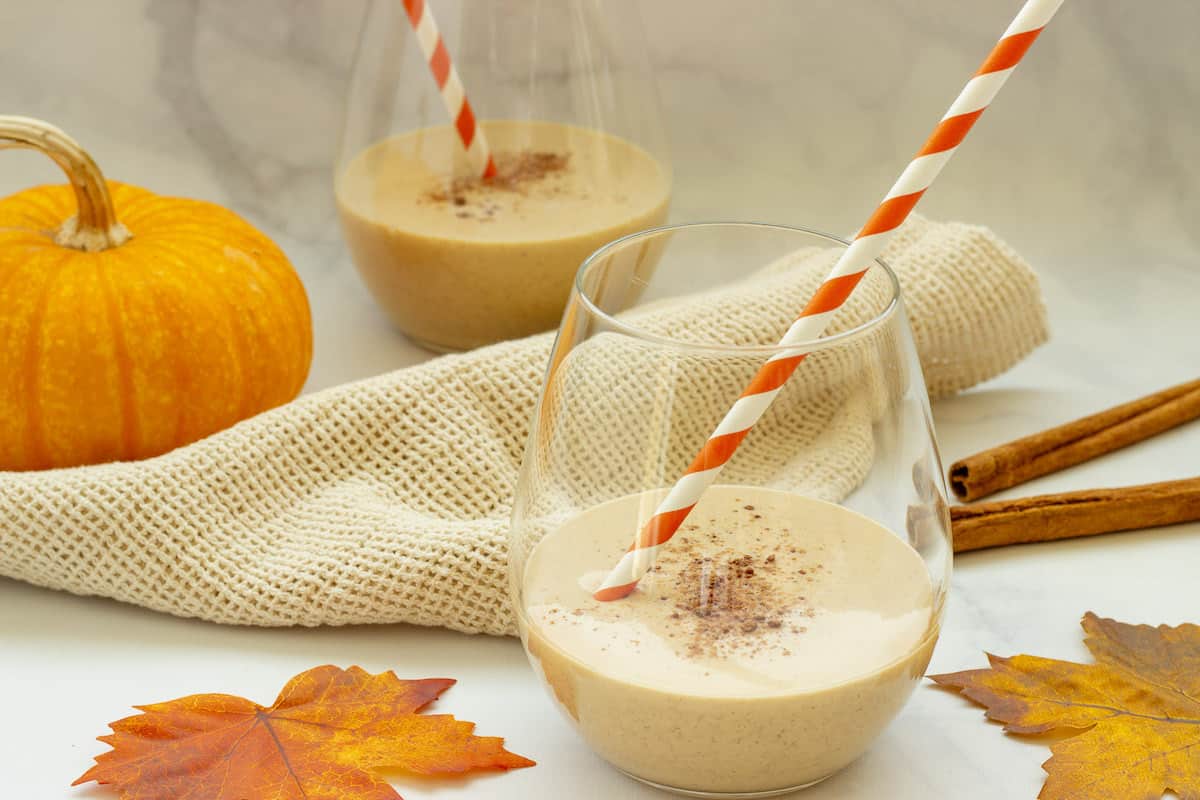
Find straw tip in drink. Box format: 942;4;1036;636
593;583;637;602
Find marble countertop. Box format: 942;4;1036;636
3;1;1199;797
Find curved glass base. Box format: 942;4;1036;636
401;332;463;355
619;768;833;799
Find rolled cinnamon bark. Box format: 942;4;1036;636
951;476;1200;552
949;378;1200;501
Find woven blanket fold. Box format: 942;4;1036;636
0;215;1047;635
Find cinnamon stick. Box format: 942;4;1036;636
951;476;1200;552
949;378;1200;501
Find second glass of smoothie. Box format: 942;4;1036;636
335;0;670;352
508;223;953;798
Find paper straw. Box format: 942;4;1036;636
594;0;1066;601
401;0;497;178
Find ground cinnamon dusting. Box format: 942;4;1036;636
674;550;796;657
637;504;823;659
424;150;571;219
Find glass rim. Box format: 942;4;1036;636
573;221;902;355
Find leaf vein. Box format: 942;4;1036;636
1003;689;1200;726
260;711;310;799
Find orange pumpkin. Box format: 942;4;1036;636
0;116;312;470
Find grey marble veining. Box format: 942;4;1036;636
2;0;1198;388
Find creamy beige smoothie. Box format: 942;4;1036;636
518;485;938;796
335;121;671;351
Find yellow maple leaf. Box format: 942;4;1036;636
931;612;1200;800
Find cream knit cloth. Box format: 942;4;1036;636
0;216;1047;636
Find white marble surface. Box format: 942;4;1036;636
2;1;1199;797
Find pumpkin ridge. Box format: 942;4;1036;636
104;185;165;230
180;226;312;399
117;204;237;240
146;236;252;421
150;274;193;448
21;248;75;469
0;187;72;230
112;242;198;452
96;252;141;460
0;252;37;465
0;229;57;250
248;236;312;397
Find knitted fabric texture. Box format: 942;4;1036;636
0;216;1047;635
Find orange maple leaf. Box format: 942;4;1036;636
74;665;535;800
931;612;1200;800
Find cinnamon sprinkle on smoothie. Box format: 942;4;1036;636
425;150;571;213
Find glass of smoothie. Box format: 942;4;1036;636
509;223;952;797
335;0;671;352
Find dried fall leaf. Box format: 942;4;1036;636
75;665;534;800
931;612;1200;800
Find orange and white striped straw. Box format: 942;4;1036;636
401;0;497;178
594;0;1066;601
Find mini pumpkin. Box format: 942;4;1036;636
0;116;312;470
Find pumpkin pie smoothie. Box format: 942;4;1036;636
518;485;939;796
335;121;670;351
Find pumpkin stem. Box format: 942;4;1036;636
0;115;131;252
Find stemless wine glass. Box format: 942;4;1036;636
509;223;952;798
335;0;671;352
